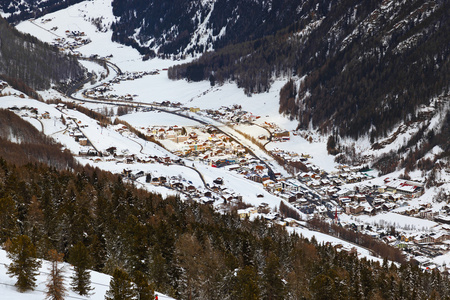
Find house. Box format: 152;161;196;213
385;179;425;198
238;207;258;219
106;147;117;154
273;131;290;140
414;234;435;244
79;138;88;146
247;172;263;183
346;204;365;215
213;177;223;185
186;185;196;193
383;236;397;244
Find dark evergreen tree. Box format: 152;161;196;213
105;268;136;300
68;241;93;296
133;271;154;300
5;235;42;292
0;195;19;243
261;252;286;300
231;265;260;300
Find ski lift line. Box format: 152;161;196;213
0;281;88;300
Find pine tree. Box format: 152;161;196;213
46;249;67;300
105;268;136;300
0;195;19;242
5;235;42;292
133;271;154;300
232;265;260;300
68;242;93;296
261;252;286;300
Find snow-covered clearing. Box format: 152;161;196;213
0;249;174;300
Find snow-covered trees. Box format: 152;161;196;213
5;235;41;292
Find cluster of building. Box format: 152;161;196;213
201;105;261;124
138;125;248;161
84;83;134;101
52;30;91;52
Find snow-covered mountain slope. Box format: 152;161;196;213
110;0;312;56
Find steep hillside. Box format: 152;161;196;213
0;109;77;169
167;0;449;141
110;0;318;56
0;0;84;23
0;16;85;93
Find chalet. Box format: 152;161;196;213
434;215;450;225
420;209;438;220
383;236;397;244
79;149;89;156
106;147;117;155
186;185;196;193
273;131;290;140
247;173;263;183
385;179;424;198
433;232;450;243
382;203;397;211
79;138;88;146
338;197;352;206
213;177;223;185
238;207;258;219
87;149;98;156
346;204;365;215
414;234;435;244
122;169;132;177
73;132;85;141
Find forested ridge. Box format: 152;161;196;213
1;110;450;299
167;0;450;141
110;0;313;57
0;16;85;94
0;0;84;24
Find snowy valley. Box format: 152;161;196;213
0;0;450;299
